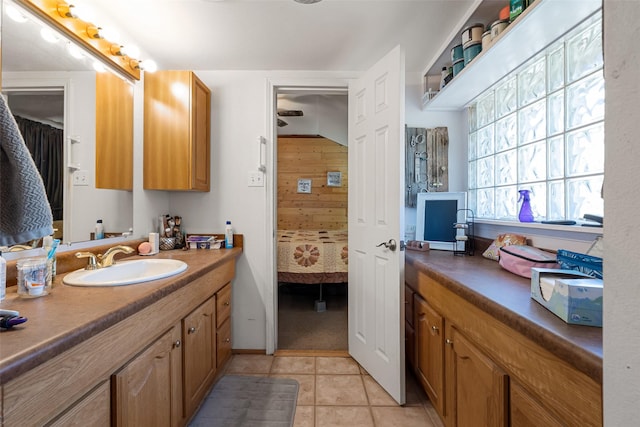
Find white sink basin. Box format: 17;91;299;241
63;259;188;287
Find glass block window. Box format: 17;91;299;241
467;12;604;221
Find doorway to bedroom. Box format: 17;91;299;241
275;88;349;351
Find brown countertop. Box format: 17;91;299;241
0;247;242;384
405;250;602;383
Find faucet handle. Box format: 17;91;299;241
75;252;98;270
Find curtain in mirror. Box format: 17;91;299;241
14;116;64;221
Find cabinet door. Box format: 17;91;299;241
183;296;217;416
414;294;445;415
49;381;111;427
216;282;232;328
113;325;183;427
96;72;133;190
217;317;232;368
510;383;564;427
445;326;508;427
144;70;211;191
192;75;211;191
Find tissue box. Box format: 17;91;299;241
186;236;222;250
531;268;603;327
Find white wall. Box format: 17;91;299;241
3;71;133;243
603;1;639;423
137;70;355;349
277;94;348;145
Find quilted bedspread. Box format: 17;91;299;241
277;230;348;275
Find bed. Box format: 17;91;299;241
277;230;348;284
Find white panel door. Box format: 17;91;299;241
348;45;405;404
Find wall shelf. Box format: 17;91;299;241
422;0;601;111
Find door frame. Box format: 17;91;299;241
265;77;352;354
1;77;72;242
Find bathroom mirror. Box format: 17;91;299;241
1;0;134;246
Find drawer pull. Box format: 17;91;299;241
445;339;453;345
188;327;196;334
174;340;181;348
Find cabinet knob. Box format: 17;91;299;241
224;338;231;343
174;340;181;348
188;327;196;334
223;301;230;306
445;339;453;345
431;325;439;332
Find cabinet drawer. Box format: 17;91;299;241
49;381;111;427
216;283;232;328
217;318;232;368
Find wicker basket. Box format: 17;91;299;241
159;237;176;251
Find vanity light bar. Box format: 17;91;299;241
13;0;141;81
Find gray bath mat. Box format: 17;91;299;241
189;375;299;427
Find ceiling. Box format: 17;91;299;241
3;0;480;74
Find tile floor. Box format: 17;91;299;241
223;353;444;427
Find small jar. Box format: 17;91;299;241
17;257;49;298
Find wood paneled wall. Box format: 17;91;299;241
277;136;348;230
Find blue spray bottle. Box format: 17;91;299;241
518;190;534;222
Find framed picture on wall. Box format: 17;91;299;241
327;172;342;187
297;179;312;193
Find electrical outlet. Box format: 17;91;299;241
248;171;264;187
73;170;89;186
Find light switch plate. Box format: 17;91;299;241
73;170;89;186
248;171;264;187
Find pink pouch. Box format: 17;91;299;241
498;245;559;278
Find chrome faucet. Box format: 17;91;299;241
98;245;135;267
75;245;135;270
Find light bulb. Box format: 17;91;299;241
100;26;121;44
140;59;158;73
93;60;106;73
72;3;95;23
67;42;84;59
121;44;140;59
6;5;28;23
40;27;60;43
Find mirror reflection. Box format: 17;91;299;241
1;0;134;247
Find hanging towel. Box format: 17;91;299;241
0;95;54;246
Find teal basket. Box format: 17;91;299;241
557;249;603;279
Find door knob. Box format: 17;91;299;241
376;239;397;251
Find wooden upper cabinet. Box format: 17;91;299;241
144;70;211;191
96;72;133;190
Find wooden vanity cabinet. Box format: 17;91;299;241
406;265;602;427
113;325;183;427
144;70;211;191
510;382;564;427
2;257;236;427
216;283;233;367
183;297;217;416
445;325;508;427
96;71;134;190
48;381;111;427
414;293;445;415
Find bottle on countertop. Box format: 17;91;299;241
95;219;104;239
225;221;234;249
